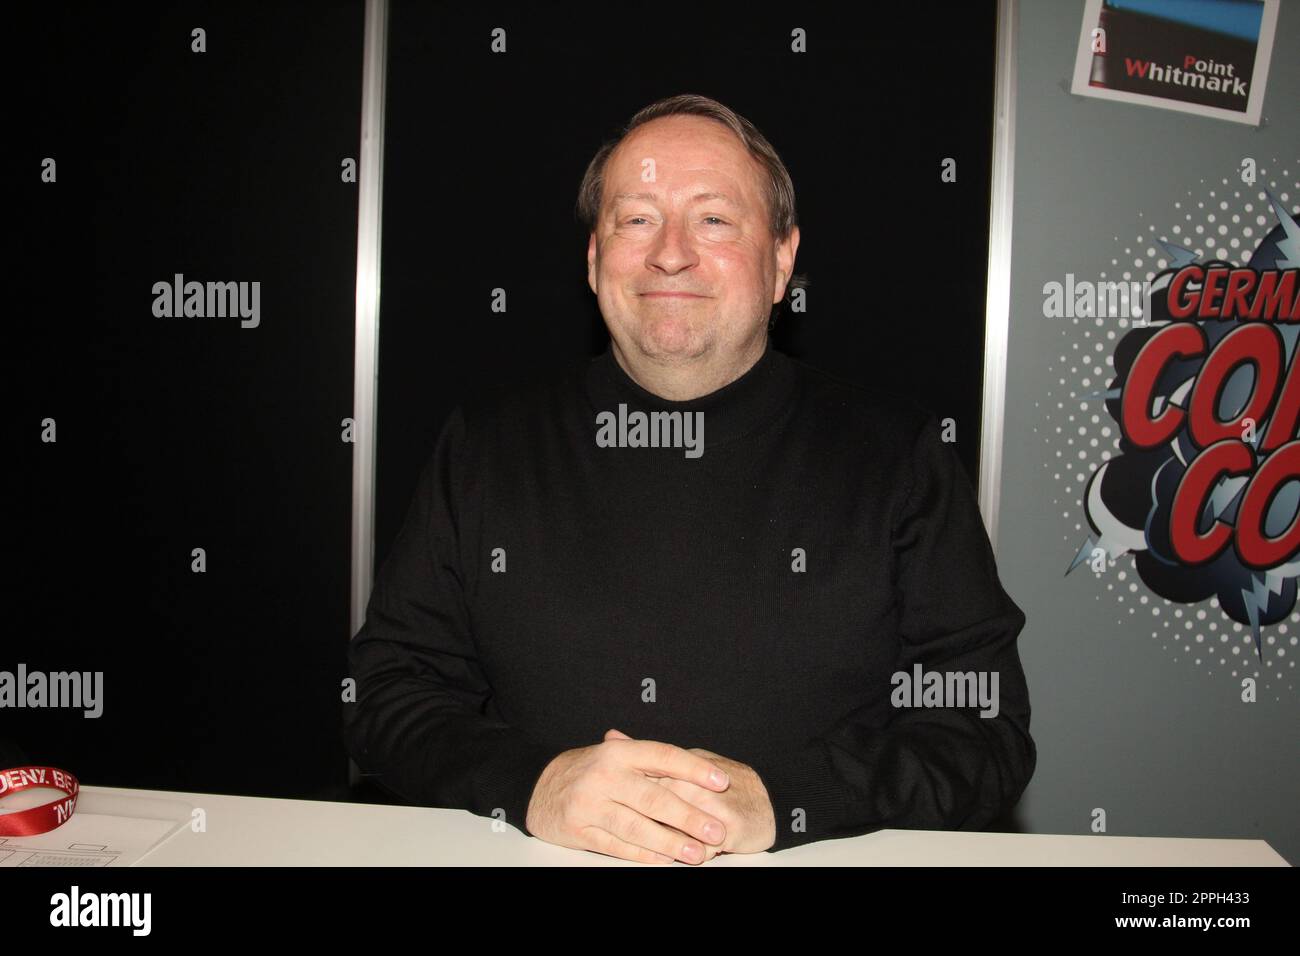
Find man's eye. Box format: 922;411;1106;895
625;217;648;225
703;216;728;225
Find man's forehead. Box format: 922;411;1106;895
611;189;744;207
608;119;753;171
600;128;759;209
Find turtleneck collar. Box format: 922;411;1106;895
584;337;798;450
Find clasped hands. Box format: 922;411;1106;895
524;727;776;864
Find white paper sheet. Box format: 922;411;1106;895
0;789;194;867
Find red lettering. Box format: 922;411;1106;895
1198;268;1228;318
1171;440;1252;564
1164;267;1298;321
1250;270;1298;320
1125;58;1150;78
1187;324;1284;447
1122;323;1207;447
1236;441;1300;567
1167;266;1201;319
1220;269;1255;318
1262;347;1299;451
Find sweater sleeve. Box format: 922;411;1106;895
748;411;1036;852
343;405;560;837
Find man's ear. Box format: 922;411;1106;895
586;233;598;295
772;225;800;302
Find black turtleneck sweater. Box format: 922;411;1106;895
343;341;1035;853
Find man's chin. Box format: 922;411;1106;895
631;315;715;356
636;337;711;365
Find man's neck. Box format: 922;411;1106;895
611;335;769;401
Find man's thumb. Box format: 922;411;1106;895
604;728;632;741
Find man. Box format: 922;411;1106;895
344;94;1036;864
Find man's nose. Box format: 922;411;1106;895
645;216;698;272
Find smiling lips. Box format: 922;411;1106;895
640;291;706;297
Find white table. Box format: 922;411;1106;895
39;785;1286;866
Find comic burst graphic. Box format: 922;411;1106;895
1050;166;1299;685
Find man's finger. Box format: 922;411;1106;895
614;774;727;847
654;776;736;852
599;801;711;864
579;825;677;865
614;738;731;790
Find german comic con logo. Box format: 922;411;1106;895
1069;192;1299;659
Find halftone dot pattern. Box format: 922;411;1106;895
1032;160;1299;698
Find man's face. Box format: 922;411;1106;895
586;115;799;368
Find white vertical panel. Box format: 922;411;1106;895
980;0;1018;552
349;0;389;785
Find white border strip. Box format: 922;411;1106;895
349;0;389;788
352;0;388;641
979;0;1018;552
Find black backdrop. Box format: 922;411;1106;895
377;0;997;563
14;1;364;798
12;0;997;804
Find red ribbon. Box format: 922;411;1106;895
0;766;79;836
